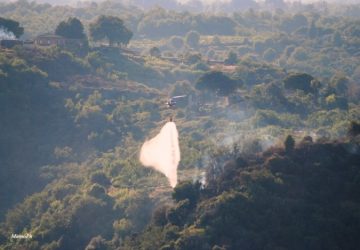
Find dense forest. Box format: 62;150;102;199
0;0;359;249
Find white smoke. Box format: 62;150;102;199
0;27;16;40
140;122;180;188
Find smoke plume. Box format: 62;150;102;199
0;28;16;40
140;122;180;188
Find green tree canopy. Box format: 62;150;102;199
149;46;161;57
55;17;86;39
172;181;201;207
284;134;295;153
224;50;238;65
281;14;308;33
283;73;314;93
90;15;133;46
0;17;24;38
184;52;202;65
348;121;360;138
330;74;349;96
196;71;241;96
169;36;184;49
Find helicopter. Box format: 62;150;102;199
166;95;187;108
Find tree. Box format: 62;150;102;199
195;71;241;96
224;51;238;65
88;184;106;198
152;205;169;226
281;14;308;33
149;47;161;57
283;73;314;93
185;30;200;48
90;172;111;187
172;181;201;207
169;36;184;49
311;79;321;102
90;15;133;46
166;199;191;226
55;17;86;39
212;36;222;46
330;74;349;96
184;52;202;65
170;80;196;99
348;121;360;138
0;17;24;38
207;49;215;59
284;135;295;153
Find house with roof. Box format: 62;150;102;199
34;33;85;48
34;33;66;47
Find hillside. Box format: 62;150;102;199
121;138;360;250
0;1;360;249
0;46;162;219
2;136;359;249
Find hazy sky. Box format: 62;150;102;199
176;0;231;4
1;0;358;6
175;0;358;3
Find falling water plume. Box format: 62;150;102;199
139;122;180;188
